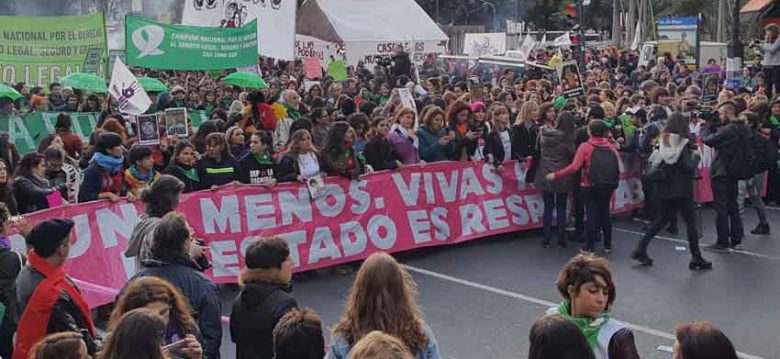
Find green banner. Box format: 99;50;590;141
0;111;209;155
0;12;108;87
125;16;258;71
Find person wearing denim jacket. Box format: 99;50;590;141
326;323;440;359
325;252;441;359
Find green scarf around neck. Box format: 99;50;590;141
556;300;611;348
770;115;780;128
254;152;275;165
178;166;200;183
603;118;617;129
283;103;301;121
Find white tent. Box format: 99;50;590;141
296;0;448;66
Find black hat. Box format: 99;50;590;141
245;237;290;269
28;218;74;257
770;97;780;107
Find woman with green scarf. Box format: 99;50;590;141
163;142;200;193
549;254;640;359
238;131;277;187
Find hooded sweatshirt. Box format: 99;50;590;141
647;133;700;200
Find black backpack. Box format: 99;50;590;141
725;127;757;180
752;132;779;175
588;144;620;190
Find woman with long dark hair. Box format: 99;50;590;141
54;113;84;159
446;100;478;161
363;117;402;172
328;252;440;359
238;131;277;186
12;153;63;214
196;133;239;190
164;142;200;193
111;277;203;353
0;160;17;215
99;308;201;359
320;122;364;180
309;107;331;150
534;112;577;248
191;120;222;155
632;113;712;270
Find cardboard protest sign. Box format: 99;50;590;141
304;57;323;79
164;108;189;138
556;61;584;98
136;113;161;145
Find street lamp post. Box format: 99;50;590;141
728;0;743;59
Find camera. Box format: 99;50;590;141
694;109;719;123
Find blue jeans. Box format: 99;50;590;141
737;172;768;225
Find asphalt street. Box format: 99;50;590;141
217;204;780;359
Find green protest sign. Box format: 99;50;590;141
0;12;108;87
0;111;209;155
125;16;258;71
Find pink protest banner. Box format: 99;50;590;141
11;159;649;308
304;57;322;79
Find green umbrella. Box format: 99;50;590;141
223;72;268;89
60;73;108;93
138;77;169;92
0;84;21;101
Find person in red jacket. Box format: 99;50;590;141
54;114;84;160
547;120;621;254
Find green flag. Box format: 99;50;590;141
125;16;258;71
0;12;108;87
0;111;210;154
327;60;348;82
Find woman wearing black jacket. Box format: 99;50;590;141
511;101;540;160
196;133;239;190
363;117;402;171
445;100;479;161
632;113;712;270
320;122;364;180
164;142;201;193
12;153;64;214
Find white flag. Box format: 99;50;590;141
517;33;537;60
554;32;573;47
630;21;642;50
109;58;151;116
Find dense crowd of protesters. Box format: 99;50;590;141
2;22;780;358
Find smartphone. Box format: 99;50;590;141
162;339;188;352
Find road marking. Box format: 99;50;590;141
614;227;780;262
404;264;765;359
